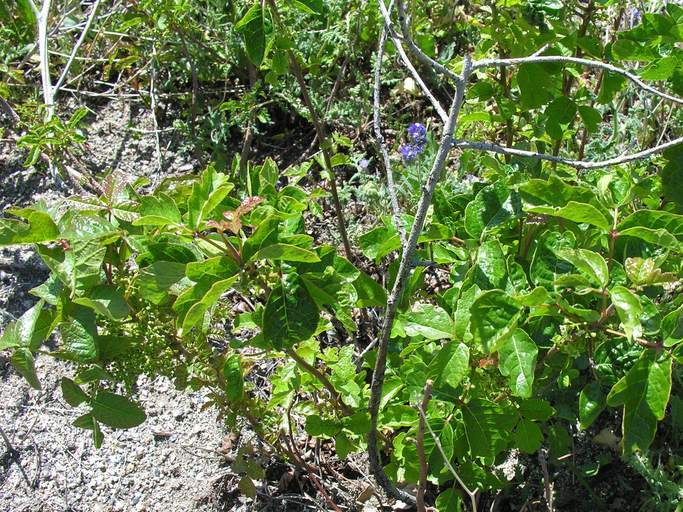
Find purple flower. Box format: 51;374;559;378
400;123;427;163
407;123;427;144
358;158;370;170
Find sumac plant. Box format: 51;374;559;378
2;0;683;510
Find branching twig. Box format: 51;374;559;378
149;44;164;175
373;7;406;245
377;0;448;122
419;407;477;512
471;55;683;105
603;328;663;350
53;0;103;94
453;135;683;170
395;0;461;85
367;53;473;506
285;348;351;416
538;448;554;512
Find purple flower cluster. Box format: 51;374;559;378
399;122;427;163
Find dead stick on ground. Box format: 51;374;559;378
0;426;33;488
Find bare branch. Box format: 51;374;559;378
373;10;407;245
27;0;39;17
367;55;473;506
453;135;683;170
54;0;103;94
418;407;478;512
395;1;461;84
377;0;448;122
472;55;683;105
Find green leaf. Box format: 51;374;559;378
474;239;508;290
662;305;683;347
395;303;453;340
469;290;522;353
132;193;182;226
519;398;555;421
454;285;481;341
358;222;401;262
74;285;130;320
607;352;672;453
0;210;60;246
352;271;387;307
91;391;146;429
618;210;683;247
30;275;63;305
92;418;104;448
545;97;577;140
517;63;554;109
236;4;266;66
0;300;55;351
514;418;543;454
579;382;606;430
461;399;515;458
242;216;280;262
557;249;609;287
625;257;675;286
61;377;89;406
436;489;462;512
464;181;519;239
343;412;371;435
263;274;319;349
498;329;537;398
618;226;680;250
137;261;190;305
179;276;238;335
223;354;244;402
520;176;594;208
59;310;98;362
597;71;625;104
429;342;469;397
290;0;324;14
610;286;643;341
73;413;96;430
250;243;320;263
527;201;610;231
305;414;340;437
58;211;118;242
11;348;41;389
238;476;257;498
187;167;234;230
37;240;106;296
578;105;602;134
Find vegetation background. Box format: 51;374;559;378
1;0;683;511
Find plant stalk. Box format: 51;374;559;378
267;0;353;260
366;55;472;505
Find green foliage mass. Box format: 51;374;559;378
1;0;683;509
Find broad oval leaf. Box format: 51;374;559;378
263;274;319;349
606;352;672;453
498;329;538;398
91;391;146;429
469;290;522;353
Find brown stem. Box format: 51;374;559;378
416;380;433;512
367;55;472;506
578;7;624;160
267;0;353;260
603;328;663;350
285;348;351;416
